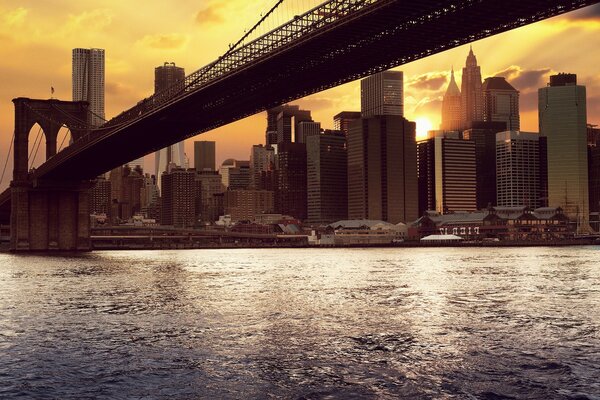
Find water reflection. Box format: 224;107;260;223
0;247;599;399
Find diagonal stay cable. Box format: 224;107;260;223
28;125;42;160
58;127;71;152
29;127;44;170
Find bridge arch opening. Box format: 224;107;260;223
56;125;73;153
27;123;47;171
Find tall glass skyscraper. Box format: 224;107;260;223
360;71;403;118
539;73;589;230
154;62;186;191
72;48;105;127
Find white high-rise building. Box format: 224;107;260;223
496;131;541;208
72;48;105;127
360;71;403;118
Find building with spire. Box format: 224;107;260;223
441;68;462;131
461;46;484;128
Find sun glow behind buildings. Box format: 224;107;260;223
415;117;433;140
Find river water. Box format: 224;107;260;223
0;247;599;399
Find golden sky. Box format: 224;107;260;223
1;1;600;191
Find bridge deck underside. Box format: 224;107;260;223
25;0;599;182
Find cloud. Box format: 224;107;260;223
63;9;113;35
519;91;539;113
138;33;189;50
3;7;28;27
408;96;443;116
196;3;225;25
493;65;552;91
407;72;448;91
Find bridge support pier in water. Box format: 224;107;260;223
10;181;92;251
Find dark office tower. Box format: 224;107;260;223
72;48;105;127
361;71;403;117
417;138;436;215
588;124;600;215
306;131;347;224
194;141;216;172
161;168;196;228
275;142;307;220
154;62;185;93
276;106;312;144
296;121;321;144
482;77;520;131
333;111;361;136
539;73;589;228
265;106;282;146
90;176;111;217
154;62;186;190
250;144;275;190
434;133;477;213
441;68;462;131
195;170;224;223
496;131;542;208
461;46;484;128
108;165;144;222
347;115;418;224
539;136;548;208
463;121;507;209
589;124;600;146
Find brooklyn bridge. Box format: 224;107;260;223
0;0;597;251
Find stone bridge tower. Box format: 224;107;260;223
11;98;93;251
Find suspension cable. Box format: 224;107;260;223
28;125;42;160
58;127;71;152
29;128;44;170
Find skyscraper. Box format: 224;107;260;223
347;116;418;224
333;111;361;136
154;62;186;190
539;73;589;229
349;71;417;223
72;48;105;127
361;71;403;118
276;106;313;144
461;46;484;128
306;130;348;224
496;131;543;208
463;121;507;209
161;168;196;228
194;141;216;172
435;133;477;213
417;131;477;214
441;68;462;131
482;76;520;131
219;159;250;190
249;144;275;190
275;142;308;220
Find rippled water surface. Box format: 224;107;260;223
1;247;599;399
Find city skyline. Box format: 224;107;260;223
0;3;600;192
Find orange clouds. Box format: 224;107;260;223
138;33;190;50
0;1;600;192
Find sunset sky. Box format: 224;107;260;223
1;1;599;191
